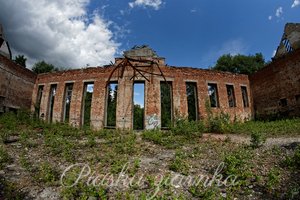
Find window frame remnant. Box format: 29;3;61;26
35;85;44;118
48;84;57;123
226;84;236;108
295;95;300;104
82;82;94;127
208;83;219;108
280;98;288;107
186;82;199;121
62;83;73;123
105;82;118;128
160;81;173;128
133;81;145;130
241;86;249;108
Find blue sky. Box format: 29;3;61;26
90;0;300;68
0;0;299;68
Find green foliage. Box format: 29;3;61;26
0;146;12;170
212;53;265;75
222;147;253;187
231;118;300;137
133;104;144;130
188;184;220;199
35;162;59;185
106;84;118;127
0;177;26;199
161;82;172;128
171;118;205;137
266;168;281;192
250;130;266;148
32;60;58;74
207;112;231;133
284;146;300;169
14;55;27;67
61;183;107;200
169;150;189;175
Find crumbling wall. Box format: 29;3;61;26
33;60;252;130
250;48;300;119
0;55;36;112
275;23;300;59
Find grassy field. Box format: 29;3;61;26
0;111;299;199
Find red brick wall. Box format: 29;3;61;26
0;55;36;112
250;49;300;118
33;62;252;130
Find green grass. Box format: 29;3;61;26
0;111;300;199
230;118;300;137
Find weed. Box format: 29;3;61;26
222;146;253;187
188;184;220;199
0;146;12;170
284;146;300;169
250;130;266;148
0;177;26;199
266;167;281;192
169;150;189;175
35;162;59;185
171;118;205;137
19;152;34;172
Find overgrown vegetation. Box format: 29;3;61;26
0;110;299;199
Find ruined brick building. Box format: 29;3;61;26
0;23;299;130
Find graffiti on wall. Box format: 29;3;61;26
145;114;160;130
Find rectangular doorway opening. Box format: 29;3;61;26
133;82;145;130
106;82;118;128
48;84;57;123
186;82;199;121
63;83;73;123
160;81;173;128
82;82;94;127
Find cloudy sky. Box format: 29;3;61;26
0;0;299;69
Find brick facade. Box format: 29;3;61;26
31;57;252;130
0;55;36;112
250;48;300;119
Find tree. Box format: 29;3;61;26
32;61;58;74
212;53;265;75
133;104;144;130
14;55;27;67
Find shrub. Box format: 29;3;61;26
222;147;253;187
250;130;266;148
206;112;231;134
0;146;12;170
171;118;205;137
35;162;59;185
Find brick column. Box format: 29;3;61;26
145;77;161;129
116;76;133;129
90;79;106;130
52;83;65;123
69;81;84;128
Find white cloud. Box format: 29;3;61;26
275;6;283;17
200;38;249;67
268;16;272;20
292;0;300;8
129;0;163;10
0;0;119;68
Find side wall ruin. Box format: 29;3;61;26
0;55;36;112
250;48;300;119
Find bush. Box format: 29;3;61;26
171;118;205;137
0;146;12;170
206;112;231;133
222;147;253;187
250;130;266;148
